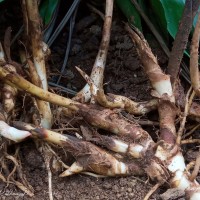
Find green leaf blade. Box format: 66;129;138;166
116;0;142;31
40;0;59;25
160;0;185;39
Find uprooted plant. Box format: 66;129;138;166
1;0;200;199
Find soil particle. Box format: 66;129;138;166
23;144;45;169
185;150;199;163
2;174;154;200
50;176;151;200
160;188;185;200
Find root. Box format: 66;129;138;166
167;0;196;85
24;0;48;90
0;143;34;196
78;104;153;141
176;87;193;144
87;3;105;20
183;124;200;138
181;139;200;144
38;143;54;200
144;183;161;200
190;153;200;182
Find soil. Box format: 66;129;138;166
0;1;198;200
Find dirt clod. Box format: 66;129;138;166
160;188;185;200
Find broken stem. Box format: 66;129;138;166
74;0;113;102
126;24;174;101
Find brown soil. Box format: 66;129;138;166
0;1;197;200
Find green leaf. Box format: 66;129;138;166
116;0;142;31
39;0;59;25
0;0;5;2
149;0;168;38
150;0;185;39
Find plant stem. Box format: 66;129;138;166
167;0;200;85
0;66;78;111
190;12;200;96
74;0;114;102
24;0;53;128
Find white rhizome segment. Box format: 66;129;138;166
0;45;5;63
108;138;144;158
153;79;173;97
0;121;31;142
